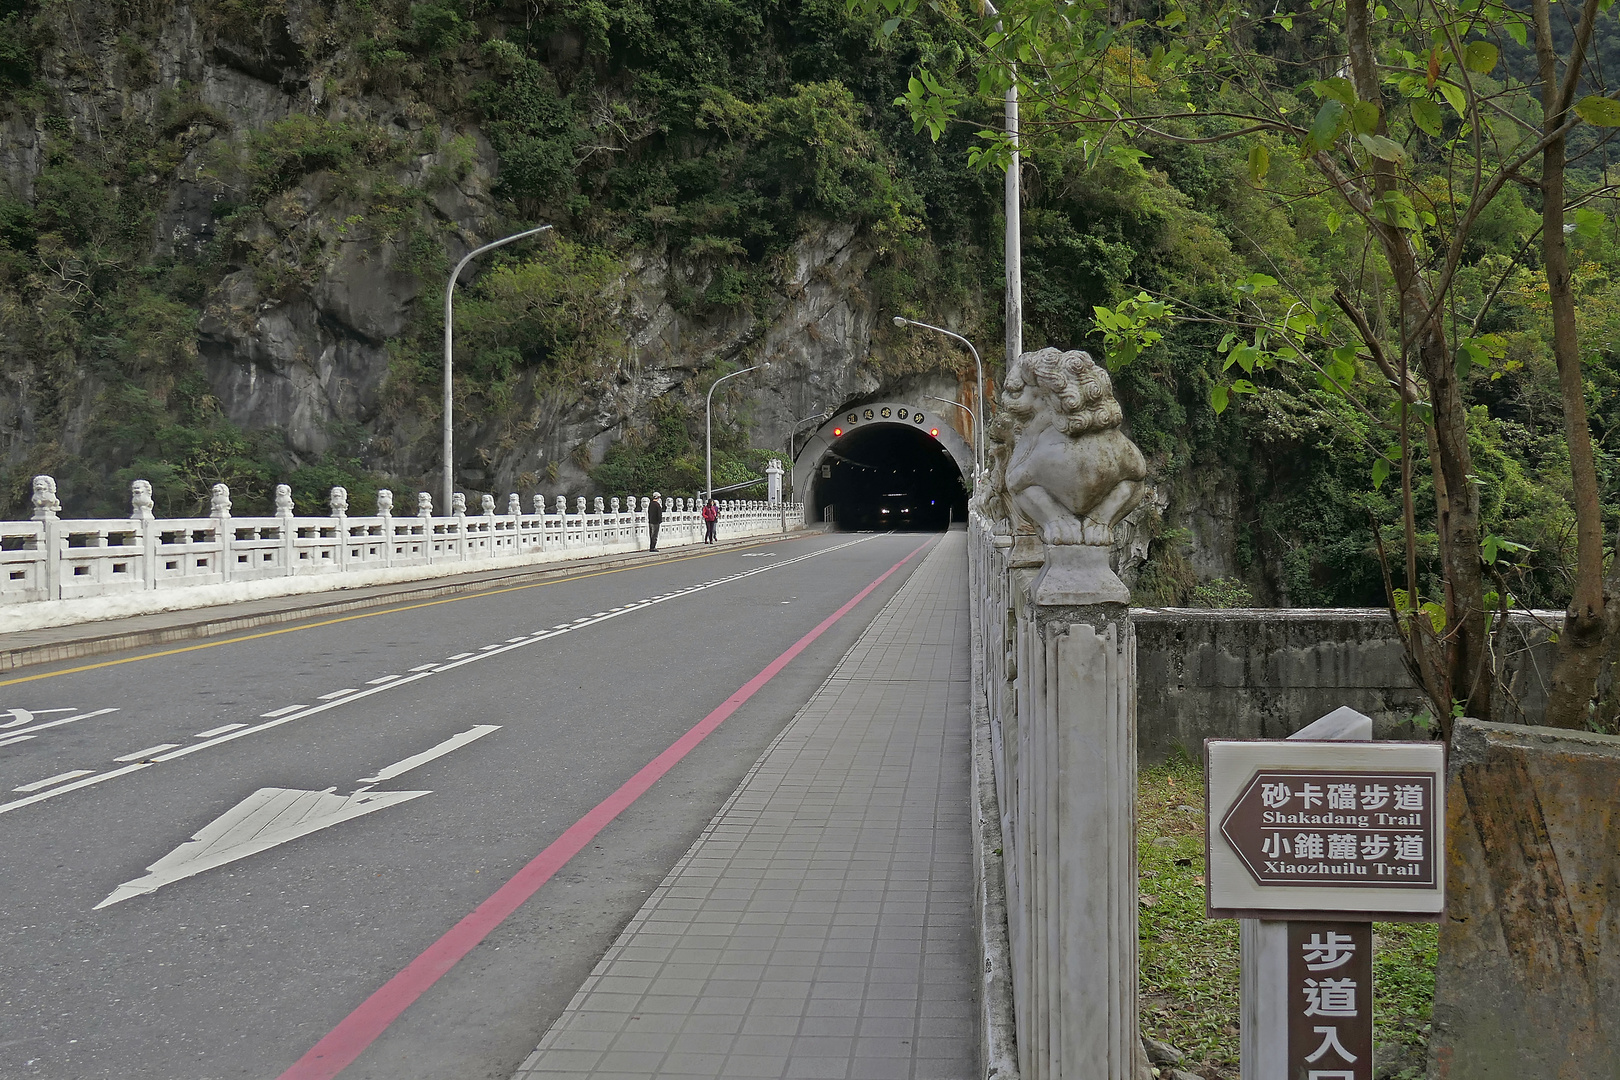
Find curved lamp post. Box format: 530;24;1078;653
705;363;771;501
443;224;553;512
893;317;985;471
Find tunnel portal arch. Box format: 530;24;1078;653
792;401;975;529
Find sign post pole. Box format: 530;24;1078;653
1242;707;1372;1078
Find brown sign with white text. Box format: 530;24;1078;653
1219;770;1437;889
1287;921;1373;1080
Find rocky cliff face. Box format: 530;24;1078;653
0;0;984;513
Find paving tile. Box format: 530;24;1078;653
513;534;974;1080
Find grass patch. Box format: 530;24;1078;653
1138;755;1438;1079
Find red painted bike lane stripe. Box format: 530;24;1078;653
278;535;936;1080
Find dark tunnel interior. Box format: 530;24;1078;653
809;423;969;531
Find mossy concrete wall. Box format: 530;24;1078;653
1134;609;1556;762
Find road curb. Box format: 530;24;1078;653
0;530;808;676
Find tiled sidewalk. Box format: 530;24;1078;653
514;530;975;1080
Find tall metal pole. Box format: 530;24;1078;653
705;363;768;501
981;0;1022;370
443;224;552;513
893;317;985;471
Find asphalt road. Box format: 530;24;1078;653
0;530;938;1080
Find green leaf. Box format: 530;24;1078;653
1437;80;1467;118
1572;207;1605;240
1248;142;1271;186
1372;456;1390;490
880;16;901;37
1410;98;1443;136
1506;21;1527;46
1574;95;1620;126
1462;40;1499;73
1313;77;1357;105
1352;100;1381;135
1230;378;1259;394
1371;190;1419;229
1455;341;1486;379
1358;133;1407;163
1209;384;1230;414
1307;100;1349;152
1231;344;1260;374
1326;209;1343;235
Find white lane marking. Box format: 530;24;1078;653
195;724;247;739
0;734;36;748
14;770;94;792
549;624;569;630
0;763;150;812
94;786;431;909
409;663;439;672
356;724;501;785
0;708;119;739
260;705;304;719
505;637;527;643
445;652;473;660
0;535;879;819
479;644;502;651
366;676;400;685
317;689;357;700
114;744;180;762
1;707;76;729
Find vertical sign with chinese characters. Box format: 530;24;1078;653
1287;922;1373;1080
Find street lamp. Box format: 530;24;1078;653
443;224;553;513
705;362;771;501
893;317;985;470
926;395;976;427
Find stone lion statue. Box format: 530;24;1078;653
130;479;155;521
999;347;1147;547
31;474;60;519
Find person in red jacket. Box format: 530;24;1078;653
701;498;719;544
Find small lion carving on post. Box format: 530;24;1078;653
998;347;1147;604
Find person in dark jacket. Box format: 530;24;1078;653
702;498;719;544
647;492;664;551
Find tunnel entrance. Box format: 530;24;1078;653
810;422;969;531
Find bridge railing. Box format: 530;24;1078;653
3;477;801;610
967;507;1143;1079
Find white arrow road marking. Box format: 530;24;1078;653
0;708;118;739
94;724;501;909
357;724;500;785
94;786;431;909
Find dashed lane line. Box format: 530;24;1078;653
0;535;883;819
0;535;814;689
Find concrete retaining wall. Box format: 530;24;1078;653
1135;608;1558;762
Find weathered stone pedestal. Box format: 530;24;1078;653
1007;543;1144;1079
1430;719;1620;1079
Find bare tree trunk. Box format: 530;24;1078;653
1342;0;1491;734
1535;0;1610;729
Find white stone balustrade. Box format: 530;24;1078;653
1;475;804;630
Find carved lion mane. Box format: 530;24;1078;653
1002;347;1123;436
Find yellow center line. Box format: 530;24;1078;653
1;536;800;688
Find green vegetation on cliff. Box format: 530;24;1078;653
0;0;1614;620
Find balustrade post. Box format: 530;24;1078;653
131;479;157;590
330;486;349;570
275;484;295;575
418;492;434;562
378;489;395;567
452;492;468;560
211;483;234;583
31;475;61;600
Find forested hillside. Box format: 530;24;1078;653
0;0;1616;615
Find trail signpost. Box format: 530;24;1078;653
1205;708;1446;1080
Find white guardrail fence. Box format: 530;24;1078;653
2;475;802;612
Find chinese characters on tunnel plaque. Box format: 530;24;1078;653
1204;740;1446;921
1287;921;1374;1080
